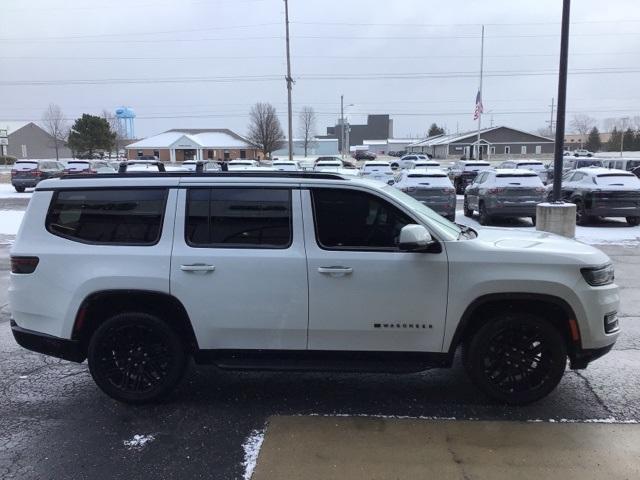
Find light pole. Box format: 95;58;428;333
344;103;355;158
620;117;629;157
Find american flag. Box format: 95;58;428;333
473;90;484;120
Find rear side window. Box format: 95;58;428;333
186;188;292;249
46;189;168;245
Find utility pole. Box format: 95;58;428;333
548;97;555;136
552;0;571;203
284;0;294;161
476;25;485;160
340;94;344;158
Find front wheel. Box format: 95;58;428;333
478;202;491;225
463;198;473;217
575;200;590;226
88;312;187;404
627;216;640;226
530;216;537;226
463;314;567;405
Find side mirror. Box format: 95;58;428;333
398;224;433;252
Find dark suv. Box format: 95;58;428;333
11;160;65;192
554;168;640;226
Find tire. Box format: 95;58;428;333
462;313;567;405
627;216;640;226
530;216;537;226
574;200;590;226
463;198;474;217
88;312;187;404
14;186;25;193
454;180;463;195
478;202;491;226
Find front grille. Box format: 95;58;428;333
604;312;619;334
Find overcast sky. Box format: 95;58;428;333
2;0;640;139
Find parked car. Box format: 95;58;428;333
394;169;456;221
448;160;492;194
120;160;166;172
498;159;550;184
553;168;640;226
10;171;620;405
64;160;117;175
602;158;640;172
463;169;546;225
360;161;396;185
10;160;65;192
408;160;441;170
574;149;594;157
272;160;301;172
633;166;640;179
181;160;220;172
354;151;377;161
314;160;344;172
227;160;260;171
395;154;431;170
562;158;603;172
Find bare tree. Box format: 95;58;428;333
41;103;68;161
102;109;127;158
570;114;596;147
247;102;285;159
297;106;317;157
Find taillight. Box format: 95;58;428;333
11;170;17;176
10;256;39;274
33;169;43;177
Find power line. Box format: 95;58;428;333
293;19;640;27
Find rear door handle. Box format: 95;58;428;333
318;266;353;276
180;264;216;272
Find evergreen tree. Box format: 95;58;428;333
634;130;640;151
427;123;445;137
607;127;621;152
585;126;601;152
67;114;116;158
623;127;635;151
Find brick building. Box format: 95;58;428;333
126;128;259;162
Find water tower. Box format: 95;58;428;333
115;107;136;139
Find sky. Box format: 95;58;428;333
1;0;640;140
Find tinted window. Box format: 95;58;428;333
46;189;167;245
186;188;292;248
312;188;413;250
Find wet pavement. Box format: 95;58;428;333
0;202;638;479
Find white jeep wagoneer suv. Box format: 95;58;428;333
9;171;619;404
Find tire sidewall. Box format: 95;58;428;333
88;312;187;404
464;314;567;405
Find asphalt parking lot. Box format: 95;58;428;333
0;191;639;479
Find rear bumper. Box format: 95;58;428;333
11;178;39;188
486;204;538;217
11;319;86;363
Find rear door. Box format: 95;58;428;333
170;184;309;350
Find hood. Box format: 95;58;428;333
472;226;610;265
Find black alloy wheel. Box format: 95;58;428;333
478;202;491;225
463;197;474;217
626;216;640;226
88;313;187;404
463;314;567;405
575;200;589;226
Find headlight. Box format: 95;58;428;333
581;263;615;286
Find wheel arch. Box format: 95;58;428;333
72;289;199;354
448;292;581;357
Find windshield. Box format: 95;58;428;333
382;185;460;240
595;174;640;187
575;159;603;168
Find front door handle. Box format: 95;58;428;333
180;264;216;272
318;266;353;276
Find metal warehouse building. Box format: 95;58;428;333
126;128;260;162
407;126;554;159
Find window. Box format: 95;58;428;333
311;188;414;250
224;150;230;160
137;150;143;157
504;146;511;154
153;150;160;158
240;150;246;159
490;146;496;155
521;146;527;154
46;189;168;245
186;188;292;248
207;150;213;160
535;145;542;154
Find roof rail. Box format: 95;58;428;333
60;171;348;180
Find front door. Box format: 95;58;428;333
302;187;448;353
171;186;308;350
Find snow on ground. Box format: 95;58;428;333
456;211;640;246
0;183;33;199
123;434;155;451
242;429;265;480
0;211;24;235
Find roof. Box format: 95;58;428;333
575;167;633;176
1;121;33;135
493;168;538;175
407;126;554;148
126;128;255;149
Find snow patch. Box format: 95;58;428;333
0;211;24;235
242;429;265;480
0;183;33;199
123;434;155;451
306;413;638;424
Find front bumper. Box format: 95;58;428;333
11;319;86;363
570;343;614;369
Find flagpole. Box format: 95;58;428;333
476;25;484;159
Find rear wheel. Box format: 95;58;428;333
478;202;491;225
574;200;590;226
14;186;25;193
530;216;537;226
463;198;473;217
626;216;640;226
87;312;187;404
463;313;567;405
455;179;464;195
